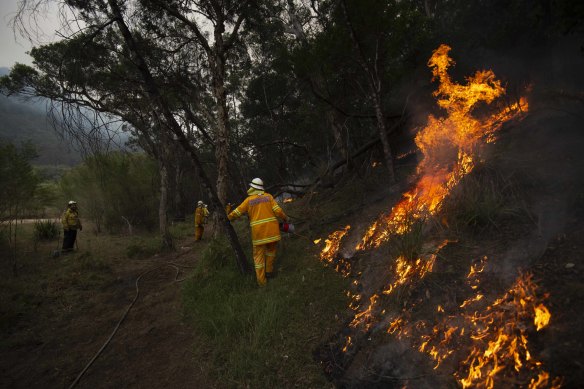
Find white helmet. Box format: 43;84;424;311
197;200;203;206
68;200;77;205
250;178;264;190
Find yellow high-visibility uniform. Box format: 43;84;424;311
194;205;209;241
61;206;82;252
61;208;82;230
228;189;288;286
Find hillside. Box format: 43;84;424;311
0;92;82;166
301;56;584;387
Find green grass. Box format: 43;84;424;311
440;164;532;234
0;222;165;345
182;234;348;388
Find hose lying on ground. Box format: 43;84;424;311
68;261;195;389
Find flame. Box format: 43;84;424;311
315;45;557;385
318;226;352;277
283;198;294;203
454;273;555;388
355;44;527;251
534;304;551;331
313;238;322;244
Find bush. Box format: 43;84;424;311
33;220;59;241
441;164;531;233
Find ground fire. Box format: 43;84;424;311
314;44;558;387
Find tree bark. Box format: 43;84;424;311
108;0;250;274
159;161;173;248
372;92;396;182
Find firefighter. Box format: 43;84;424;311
228;178;289;286
61;200;82;253
194;200;209;241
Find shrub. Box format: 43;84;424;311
33;220;59;241
441;165;531;233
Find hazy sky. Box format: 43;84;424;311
0;0;61;68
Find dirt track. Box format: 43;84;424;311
1;239;209;389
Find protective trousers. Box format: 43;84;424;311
252;242;277;286
195;226;204;241
62;229;77;251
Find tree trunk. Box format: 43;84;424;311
159;161;173;248
324;108;351;164
174;162;184;221
372;92;396;182
211;56;230;206
210;21;230;238
108;0;250;274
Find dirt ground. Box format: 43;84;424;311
1;237;210;389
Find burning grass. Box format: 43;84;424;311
313;44;561;387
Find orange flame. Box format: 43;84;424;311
316;45;554;385
355;44;527;252
318;226;352;277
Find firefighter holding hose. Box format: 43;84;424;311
194;200;210;241
228;178;289;286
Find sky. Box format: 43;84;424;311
0;0;61;68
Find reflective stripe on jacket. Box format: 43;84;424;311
195;206;209;226
228;191;288;246
61;208;81;230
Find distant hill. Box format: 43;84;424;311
0;93;83;166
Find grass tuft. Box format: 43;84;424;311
183;236;348;387
33;220;59;241
441;164;532;233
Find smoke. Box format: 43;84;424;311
495;100;584;281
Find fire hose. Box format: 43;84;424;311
67;261;195;389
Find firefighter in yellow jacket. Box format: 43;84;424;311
194;200;210;241
61;200;82;252
228;178;288;286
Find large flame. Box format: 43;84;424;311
315;45;557;386
356;44;527;251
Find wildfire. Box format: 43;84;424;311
315;45;556;387
382;259;559;388
355;44;527;251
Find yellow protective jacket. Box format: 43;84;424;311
228;190;288;246
61;208;82;230
195;206;209;227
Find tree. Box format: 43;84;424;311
0;141;39;275
6;0;251;273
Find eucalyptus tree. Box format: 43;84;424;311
7;0;251;272
139;0;254;208
1;36;182;247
